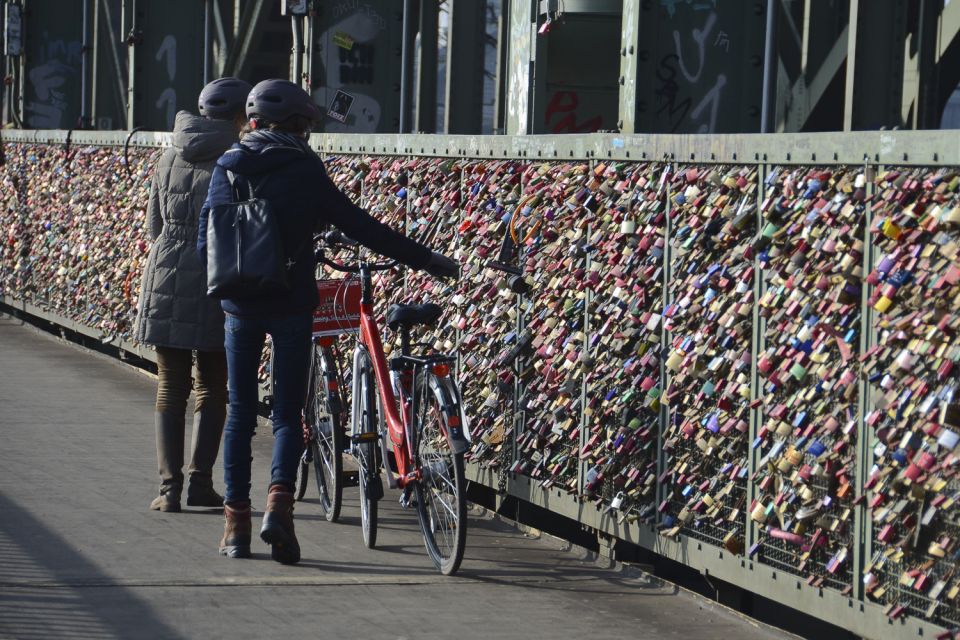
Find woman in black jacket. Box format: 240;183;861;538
199;79;457;563
137;77;252;512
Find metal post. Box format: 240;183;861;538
657;161;672;524
915;0;939;129
90;0;100;126
17;2;25;127
747;163;766;550
504;0;534;135
844;0;907;131
854;159;876;600
81;0;92;128
444;0;487;134
305;6;315;93
415;0;439;133
98;0;127;126
760;0;779;133
123;0;138;129
203;0;212;84
577;204;593;497
493;1;509;134
212;0;229;77
399;0;416;133
290;14;303;85
618;0;641;133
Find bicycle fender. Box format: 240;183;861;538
429;374;471;455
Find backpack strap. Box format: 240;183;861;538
225;170;262;201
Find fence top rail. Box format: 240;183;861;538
3;128;960;166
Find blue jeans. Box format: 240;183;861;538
223;312;312;504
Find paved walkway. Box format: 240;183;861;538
0;314;792;640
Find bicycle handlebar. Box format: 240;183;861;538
323;230;358;247
316;252;396;274
313;230;397;273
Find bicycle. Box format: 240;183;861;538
295;279;360;524
316;231;470;575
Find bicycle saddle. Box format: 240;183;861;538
386;303;443;331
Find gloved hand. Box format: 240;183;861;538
424;251;459;280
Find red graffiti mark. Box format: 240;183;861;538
545;91;603;134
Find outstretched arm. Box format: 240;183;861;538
313;159;432;269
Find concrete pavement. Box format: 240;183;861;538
0;314;792;640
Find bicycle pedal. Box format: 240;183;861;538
399;487;417;509
341;469;360;488
365;477;384;502
351;432;380;444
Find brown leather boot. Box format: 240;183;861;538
260;485;300;564
219;502;252;558
149;484;182;512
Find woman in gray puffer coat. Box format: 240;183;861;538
135;78;251;512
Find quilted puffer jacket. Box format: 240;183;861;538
135;111;238;350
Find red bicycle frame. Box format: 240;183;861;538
354;263;430;490
359;300;417;486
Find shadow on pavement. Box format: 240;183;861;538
0;491;184;640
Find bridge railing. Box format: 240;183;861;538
2;128;959;639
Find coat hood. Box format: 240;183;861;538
172;111;239;163
217;130;314;177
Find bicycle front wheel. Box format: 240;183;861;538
351;346;380;549
414;373;467;575
305;342;344;522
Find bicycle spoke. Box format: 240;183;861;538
413;375;467;574
427;485;459;520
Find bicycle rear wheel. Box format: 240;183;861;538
414;373;467;575
296;453;310;501
304;342;344;522
351;346;380;549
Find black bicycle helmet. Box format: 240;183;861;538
198;77;252;119
245;79;321;124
